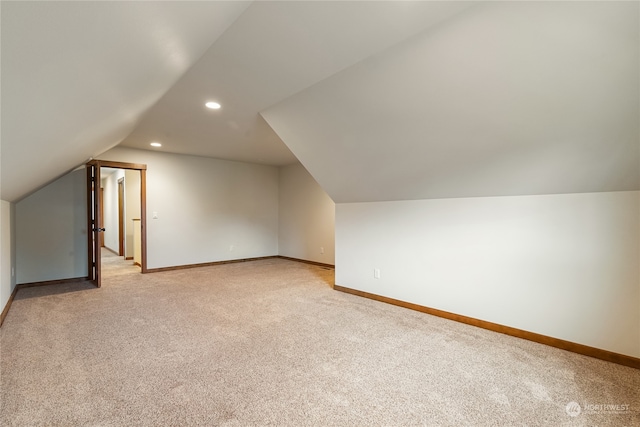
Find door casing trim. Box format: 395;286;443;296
87;160;148;275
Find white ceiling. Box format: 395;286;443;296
118;1;474;164
2;1;638;204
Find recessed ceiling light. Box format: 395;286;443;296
205;101;221;110
150;142;162;147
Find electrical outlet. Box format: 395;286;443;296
320;247;324;254
374;268;380;279
229;245;234;252
11;267;15;277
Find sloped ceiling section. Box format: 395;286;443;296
262;2;640;203
119;1;475;166
1;1;250;202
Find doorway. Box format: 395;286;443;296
86;160;147;287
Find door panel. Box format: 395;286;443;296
86;162;102;287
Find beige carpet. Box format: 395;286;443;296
1;256;638;426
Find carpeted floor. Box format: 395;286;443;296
1;255;638;426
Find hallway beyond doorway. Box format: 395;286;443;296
101;250;140;279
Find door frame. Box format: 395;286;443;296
117;177;125;256
87;160;148;285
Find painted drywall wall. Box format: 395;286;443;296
1;200;16;314
336;191;640;358
278;163;335;265
101;169;125;254
124;169;141;259
98;147;279;269
15;169;88;284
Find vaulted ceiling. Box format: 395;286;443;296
263;1;639;202
2;1;638;204
1;1;251;202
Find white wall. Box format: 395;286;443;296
124;169;141;259
15;169;88;284
279;163;335;264
336;191;640;358
1;200;16;314
98;147;279;269
101;169;124;253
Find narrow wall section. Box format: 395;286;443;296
1;200;16;313
124;170;141;259
278;163;335;265
101;169;125;254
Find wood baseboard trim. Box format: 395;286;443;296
17;277;90;289
0;285;19;327
145;256;279;273
133;262;141;267
333;285;640;370
276;256;334;269
145;255;334;274
125;257;133;261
